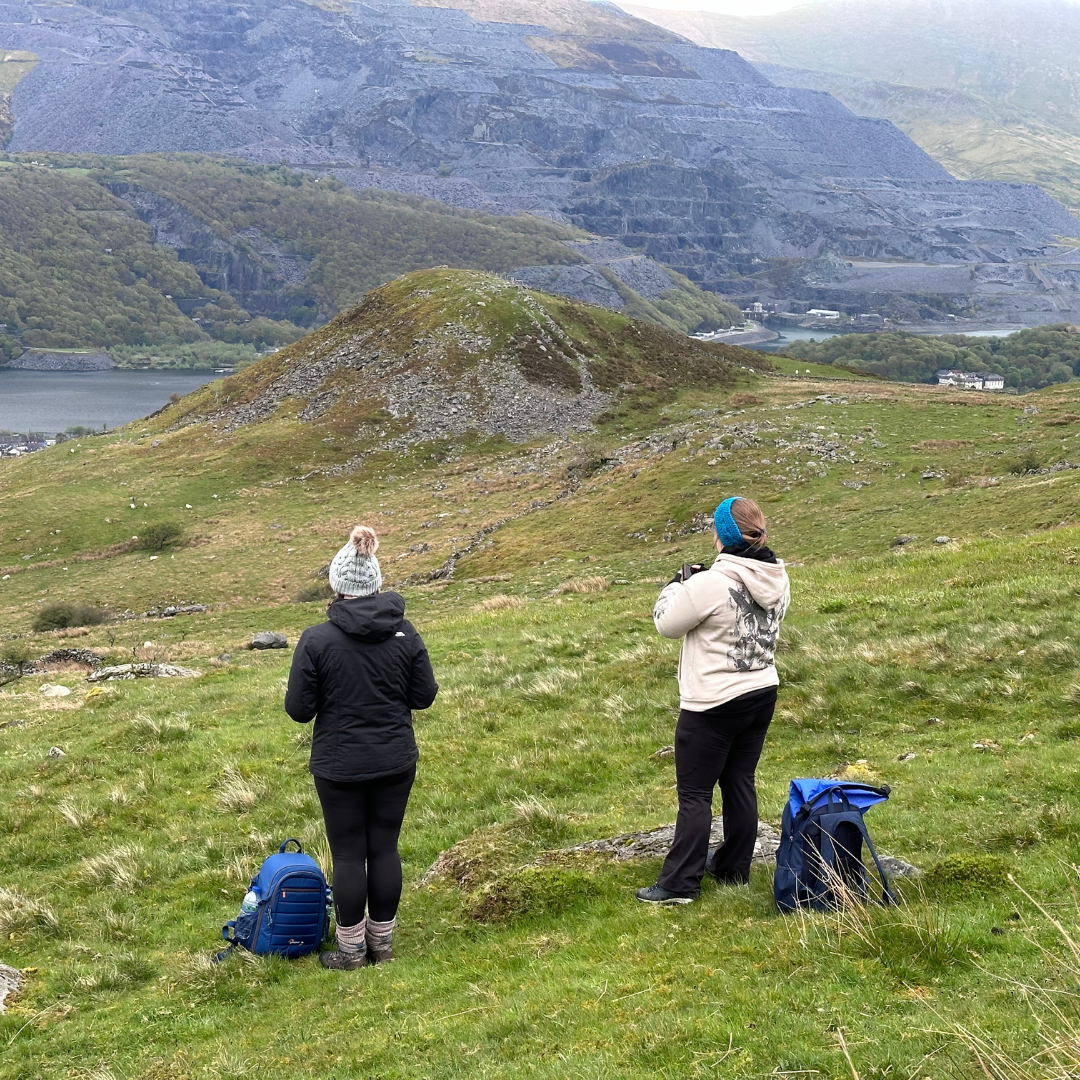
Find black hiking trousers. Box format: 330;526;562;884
656;686;777;896
314;765;416;926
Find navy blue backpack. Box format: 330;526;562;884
774;780;898;913
217;839;332;960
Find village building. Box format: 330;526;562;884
935;369;1005;391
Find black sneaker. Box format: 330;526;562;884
318;947;367;970
636;884;696;905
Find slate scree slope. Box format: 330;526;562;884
5;0;1080;322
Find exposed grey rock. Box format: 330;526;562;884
87;663;199;681
0;964;21;1012
564;817;782;864
47;746;65;757
892;535;916;546
934;535;952;544
33;648;104;670
250;631;288;650
3;350;112;371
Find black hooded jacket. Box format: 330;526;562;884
285;592;438;782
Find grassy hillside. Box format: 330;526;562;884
626;0;1080;214
3;274;1080;1076
0;155;739;357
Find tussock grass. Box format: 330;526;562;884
215;765;268;814
0;886;60;935
77;844;147;893
553;576;610;595
473;594;527;612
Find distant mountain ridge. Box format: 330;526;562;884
627;0;1080;214
3;0;1080;324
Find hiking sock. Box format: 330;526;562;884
335;918;367;957
366;916;395;954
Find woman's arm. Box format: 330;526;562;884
284;633;318;723
653;580;705;639
407;637;439;710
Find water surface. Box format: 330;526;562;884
0;369;219;435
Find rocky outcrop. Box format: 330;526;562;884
4;350;112;371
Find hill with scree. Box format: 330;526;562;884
163;269;755;448
4;272;1080;1076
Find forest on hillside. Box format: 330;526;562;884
781;326;1080;391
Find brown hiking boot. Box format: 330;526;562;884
367;946;394;964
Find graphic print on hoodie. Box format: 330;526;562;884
653;552;791;711
727;583;786;671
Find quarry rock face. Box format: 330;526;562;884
5;0;1080;319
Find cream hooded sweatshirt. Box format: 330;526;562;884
653;552;790;711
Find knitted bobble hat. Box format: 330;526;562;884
328;525;382;597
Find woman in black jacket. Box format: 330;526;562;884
285;525;438;969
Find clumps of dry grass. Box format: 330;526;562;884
215;765;268;814
473;594;527;613
552;577;609;595
129;714;192;748
729;392;762;407
55;797;93;829
77;844;147;892
0;886;60;934
523;667;582;700
910;439;972;450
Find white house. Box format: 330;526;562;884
806;308;841;319
935;369;1004;390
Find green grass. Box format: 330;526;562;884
4;311;1080;1076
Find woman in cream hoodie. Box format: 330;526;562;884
637;496;790;905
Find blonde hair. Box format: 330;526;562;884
731;498;768;549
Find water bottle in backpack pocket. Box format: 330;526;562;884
217;838;332;960
773;780;897;913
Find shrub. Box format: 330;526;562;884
137;522;184;551
294;582;334;603
924;854;1010;902
728;392;762;406
467;866;599;924
1007;451;1043;474
32;603;110;632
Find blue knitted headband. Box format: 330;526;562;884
714;497;746;548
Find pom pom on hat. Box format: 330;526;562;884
350;525;379;556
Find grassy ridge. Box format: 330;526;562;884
4;294;1080;1074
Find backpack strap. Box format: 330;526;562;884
279;838;304;854
214;922;240;963
859;826;899;906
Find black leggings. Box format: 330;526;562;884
313;765;416;925
657;687;777;895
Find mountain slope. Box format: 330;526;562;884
625;0;1080;135
6;0;1080;324
628;0;1080;216
0;154;740;353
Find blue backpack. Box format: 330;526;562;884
774;780;897;913
217;838;332;960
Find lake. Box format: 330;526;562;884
0;369;220;435
749;324;1024;352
